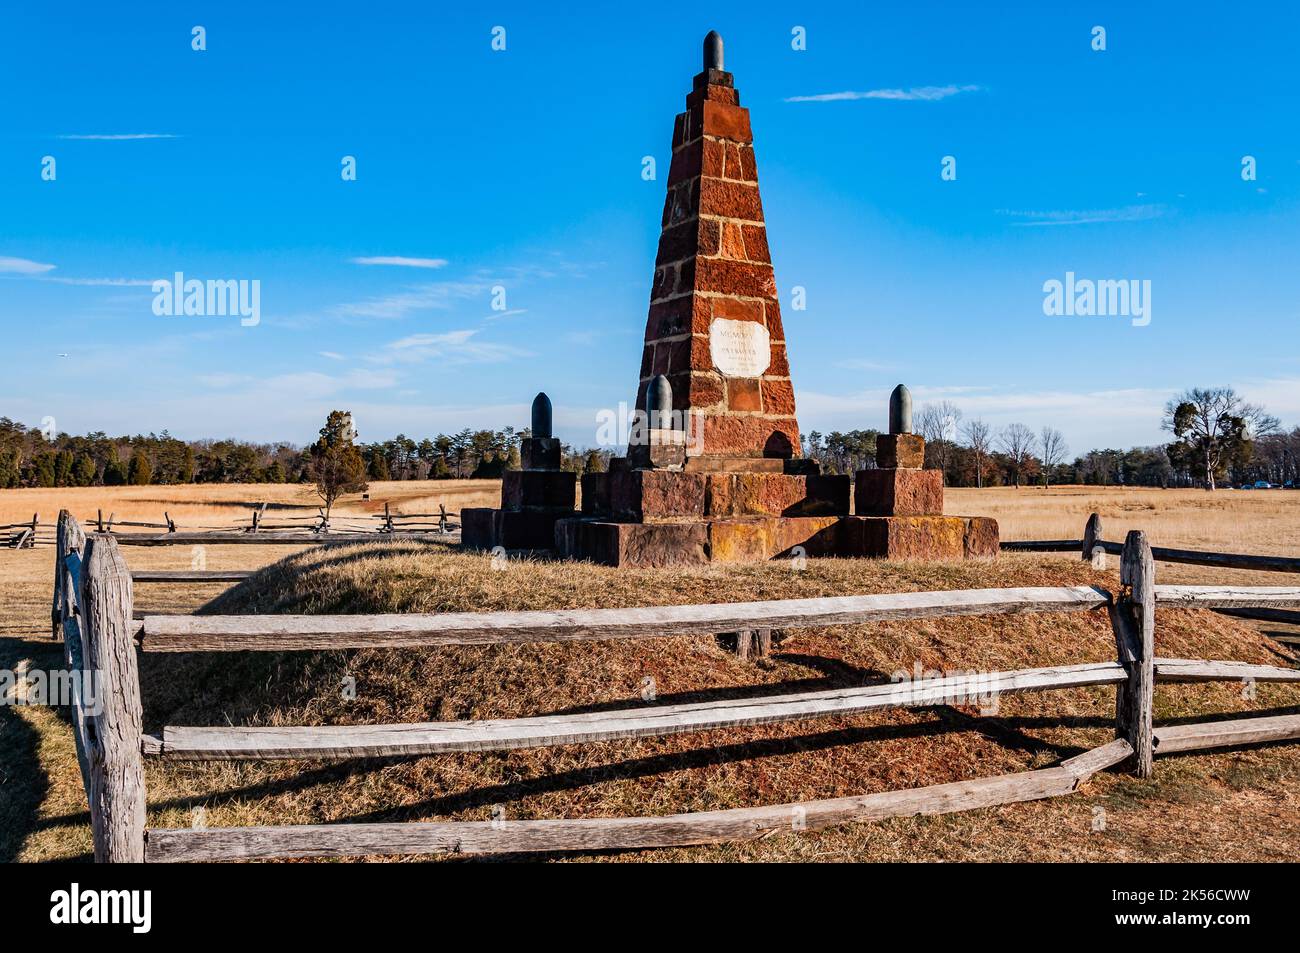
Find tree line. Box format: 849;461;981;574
0;417;609;489
1;386;1289;491
804;387;1294;490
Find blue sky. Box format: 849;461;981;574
3;1;1298;455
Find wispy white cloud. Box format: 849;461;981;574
786;85;982;103
41;276;155;287
999;205;1165;227
318;351;345;361
482;308;528;322
0;256;56;275
350;256;449;269
835;358;894;372
199;369;398;398
333;280;487;319
375;329;530;365
56;133;180;140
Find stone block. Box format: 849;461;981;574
709;515;843;563
701;414;799;459
626;442;687;470
581;472;611;516
520;437;562;471
463;508;572;551
610;470;708;522
707;518;774;562
761;378;796;416
460;508;498;550
962;516;1001;558
502;470;577;512
876;434;926;470
840;516;967;560
773;516;843;557
705;472;848;518
726;377;762;411
497;510;568;550
855;468;944;517
554;519;710;567
555;515;843;567
683;456;786;473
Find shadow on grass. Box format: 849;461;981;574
0;636;62;862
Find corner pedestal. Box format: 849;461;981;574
463;458;578;551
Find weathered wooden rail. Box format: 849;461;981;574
1002;512;1300;574
3;513;50;548
50;511;1300;862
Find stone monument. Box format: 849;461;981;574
555;32;851;566
467;33;998;566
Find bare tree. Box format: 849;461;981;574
998;422;1036;487
961;418;992;488
1038;427;1068;485
916;401;963;476
1163;387;1279;490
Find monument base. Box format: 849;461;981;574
581;468;850;522
555;514;843;568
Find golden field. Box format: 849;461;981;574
1;481;1298;863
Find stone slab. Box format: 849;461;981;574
706;472;849;519
876;433;925;470
840;516;967;560
502;469;577;512
554;515;843;567
555;518;710;568
460;508;497;551
962;516;1001;558
708;516;842;563
462;507;575;551
589;469;848;522
855;468;944;517
682;456;786;473
838;515;1000;560
520;437;562;471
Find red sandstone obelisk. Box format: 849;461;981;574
638;30;801;464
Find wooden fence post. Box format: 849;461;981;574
1112;530;1155;777
53;509;86;639
1082;513;1102;561
439;504;448;534
80;533;146;862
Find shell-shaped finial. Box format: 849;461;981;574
703;31;724;71
531;392;552;439
645;374;674;429
889;384;912;435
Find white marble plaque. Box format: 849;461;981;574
709;318;771;378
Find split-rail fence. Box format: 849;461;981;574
50;510;1300;862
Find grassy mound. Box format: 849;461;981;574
138;545;1300;861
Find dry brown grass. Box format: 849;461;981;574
0;479;502;534
3;482;1300;863
948;484;1300;554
